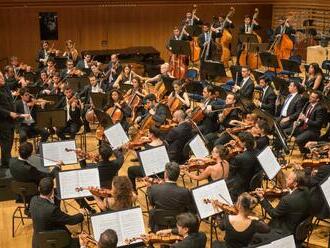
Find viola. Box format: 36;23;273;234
250;188;289;198
127;137;151;149
181;157;216;171
136;177;164;188
125;233;182;245
75;186;112;198
203;198;238;215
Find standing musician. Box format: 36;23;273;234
237;15;261;64
167;80;191;112
76;52;92;70
232;66;255;100
182;8;202;26
214;15;235;33
79;229;118;248
36;41;55;69
212;193;270;248
254;169;311;244
91;176;137;212
198;23;221;62
273;16;296;42
182;145;230;182
166;110;193;163
147;162;196;231
156;213;207;248
168;26;191;43
301;63;324;91
55;85;82;140
103;54;123;92
63;39;80;64
15;88;50;145
113;64;144;89
288;90;326;153
254;76;276;116
4;65;18;91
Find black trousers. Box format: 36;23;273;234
56;121;81;140
284;126;319;153
0;127;14;168
19;124;49;143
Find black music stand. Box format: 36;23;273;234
27;85;42;97
66;77;90;92
54;57;67;70
35;109;66;128
273;77;289;96
186;25;202;37
40;95;61;110
259;52;280;71
169;40;191;57
280;59;301;75
94;109;113;128
201;61;226;81
90;93;108;110
185;80;204;96
230;65;242;83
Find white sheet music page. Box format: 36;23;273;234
139;145;169;176
192;180;233;219
58;168;100;199
41;140;77;167
91;208;145;247
189;134;210;158
257;146;281;180
257;235;296;248
320;176;330;209
104;123;130;149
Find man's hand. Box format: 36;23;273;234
280;117;290;124
9;112;19;119
254;188;264;201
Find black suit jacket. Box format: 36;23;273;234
238;78;254;99
199;99;219;134
29;195;84;248
274;25;295;40
198;32;220;48
171;232;207;248
239;24;261;34
0;85;16;130
15;100;38;125
9;158;59;186
277;94;303;122
260;87;276;115
148;182;195;213
303;103;326;132
166;121;193;163
260;187;311;234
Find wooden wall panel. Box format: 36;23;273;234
0;4;273;67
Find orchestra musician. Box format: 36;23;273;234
79;229;118;248
147;162;195;231
145;62;172;85
214;15;235;32
212;193;270;248
55;85;82;140
250;118;270;151
182;145;230;182
156;213;207;248
60;59;83;79
273;16;296;43
168;26;192;44
198;23;221;62
76;52;92;70
49;72;64;96
301;63;324;91
90;62;104;83
232;66;255;100
168;80;190;112
4;65;18;91
36;41;55;69
182;9;202;26
254;76;276;115
103;54;123;91
15;88;50;146
45;57;56;78
91;176;137;212
63;39;80;63
113;64;144;89
29;178;85;248
254;169;311;244
36;70;53;95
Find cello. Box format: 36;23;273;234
238;8;262;69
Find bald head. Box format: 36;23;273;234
173;110;186;123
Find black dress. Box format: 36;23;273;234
213;214;270;248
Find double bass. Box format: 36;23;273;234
189;5;201;63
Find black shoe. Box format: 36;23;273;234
24;209;31;217
130;158;139;162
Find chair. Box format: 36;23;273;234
248;170;264;191
37;230;71;248
148;208;179;233
294;216;314;247
11;180;38;237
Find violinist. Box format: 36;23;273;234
212;193;270;248
37;70;52;95
76;52;92;70
55;85;82;140
156;213;207;248
92;176;137;212
45;57;56;78
254;76;276;115
103;54;122;91
60;59;83;79
36;41;55;69
49;72;64;96
79;229;118;248
249;118;270;151
301;63;324;91
90;62;104;83
253;169;311;244
273;16;295;43
183;145;230;182
15;88;50;145
232;66;254;100
113;64;144;89
63;39;80;63
167;80;190;112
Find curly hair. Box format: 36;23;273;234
111;176;134;210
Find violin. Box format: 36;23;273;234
203;198;238;215
65;148;100;162
125;233;182;245
73;232;98;248
126;137;151;150
250;188;290;198
75;186;112;198
181;157;216;171
300;158;330;168
136;177;164;188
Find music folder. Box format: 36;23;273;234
188;134;210;158
257;146;281;180
41;140;77;167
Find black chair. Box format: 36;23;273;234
37;230;71;248
11;180;38;237
294;216;314;247
149;208;179;233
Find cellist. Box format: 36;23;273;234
167;80;190;112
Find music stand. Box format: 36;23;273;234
230;65;242;83
90;93;108;110
185;80;204;96
280;59;301;75
94;109;113;128
186;25;202;37
259;52;280;71
35;109;66;128
169;40;191;57
66;77;90;92
54;57;67;70
201;60;226;81
40;95;62;110
273;77;289;96
27;85;42;97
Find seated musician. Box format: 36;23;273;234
76;52;92;70
127;126;165;191
49;72;64;96
15;88;50;146
168;80;190;112
90;62;104;83
147;162;195;230
55;85;82;140
124;76;147;100
113;64;144;89
273;16;296;43
45;58;56;78
145;63;172;85
156;213;207;248
79;229;118;248
59;59;83;80
301;63;324;91
182;145;230;182
103;54;123;92
166;110;193;163
237;15;260;65
36;40;54;69
212;193;270;248
92;176;137;212
105;89;132;131
80;144;124;188
250;118;270;151
254;76;276;116
29;178;85;248
232;66;255;100
287;90;326;153
226;132;261;202
36;70;52;95
63;39;80;63
276;81;303;130
205;92;241;148
253;169;311;243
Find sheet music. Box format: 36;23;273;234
58;168;100;199
320;175;330;209
257;146;281;180
192;180;233;219
41;140;77;167
104;123;130;149
139;146;169;176
258;235;295;248
189;134;210;158
91;208;145;247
